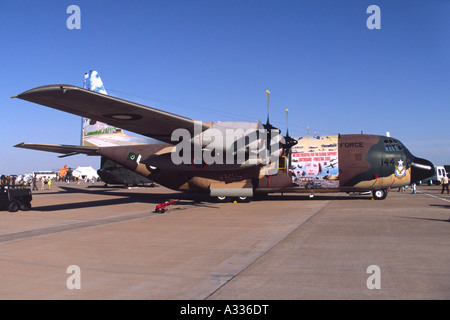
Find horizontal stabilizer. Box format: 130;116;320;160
14;142;99;157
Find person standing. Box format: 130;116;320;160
32;175;38;191
441;175;449;194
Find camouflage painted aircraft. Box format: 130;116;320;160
12;82;434;202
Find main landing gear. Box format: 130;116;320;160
215;196;252;203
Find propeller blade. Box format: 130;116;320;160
285;108;289;137
256;119;265;130
266;90;270;124
282;107;297;151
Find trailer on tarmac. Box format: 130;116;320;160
0;185;32;212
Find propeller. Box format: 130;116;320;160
281;108;298;172
262;90;279;165
258;90;297;172
263;90;278;133
283;108;297;152
260;90;297;161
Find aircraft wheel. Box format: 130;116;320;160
8;202;19;212
20;203;31;211
236;196;252;203
215;196;228;203
372;189;387;200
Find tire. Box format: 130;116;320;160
372;189;387;200
20;203;31;211
215;196;228;203
8;202;19;212
236;196;252;203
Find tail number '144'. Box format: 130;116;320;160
381;158;394;166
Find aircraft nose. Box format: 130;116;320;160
411;157;434;183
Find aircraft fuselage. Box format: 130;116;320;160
95;133;434;200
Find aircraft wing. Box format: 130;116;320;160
14;142;99;158
12;85;211;144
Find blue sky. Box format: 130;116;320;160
1;0;449;174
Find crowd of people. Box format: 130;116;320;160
0;175;17;186
0;174;98;191
31;176;52;191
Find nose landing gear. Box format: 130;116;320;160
372;189;388;200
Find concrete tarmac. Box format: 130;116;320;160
0;182;448;300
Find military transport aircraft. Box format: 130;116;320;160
12;81;434;202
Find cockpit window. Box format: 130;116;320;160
384;139;405;152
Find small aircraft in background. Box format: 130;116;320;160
12;76;434;202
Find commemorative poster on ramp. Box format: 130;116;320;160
290;135;339;189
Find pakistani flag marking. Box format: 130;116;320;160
127;152;142;164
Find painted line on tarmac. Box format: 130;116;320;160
419;192;450;203
0;212;155;243
205;200;331;299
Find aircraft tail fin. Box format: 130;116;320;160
83;70;107;94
